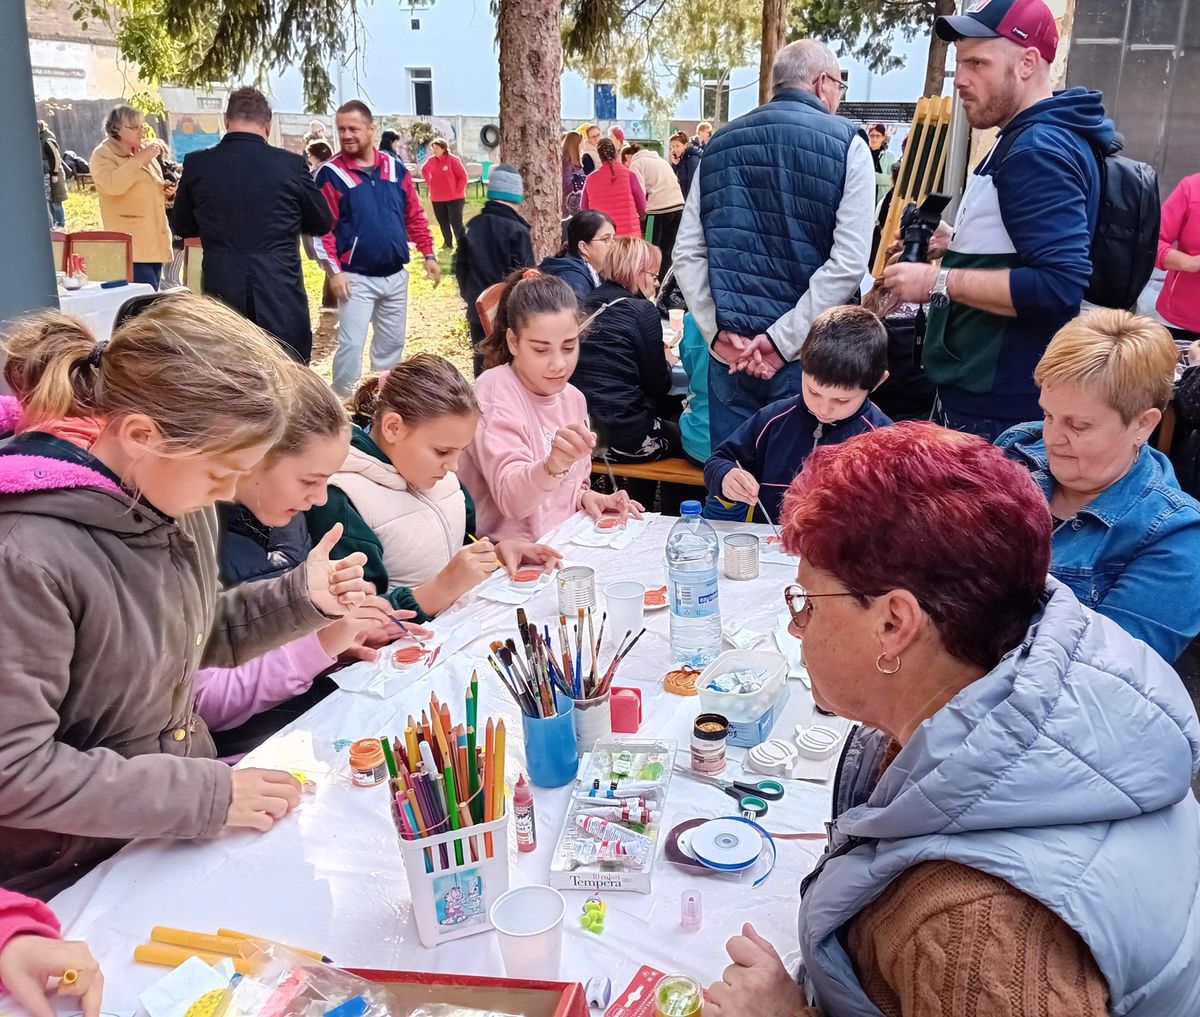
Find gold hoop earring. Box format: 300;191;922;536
875;653;901;675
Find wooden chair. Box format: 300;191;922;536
66;231;133;283
182;238;204;294
50;230;68;272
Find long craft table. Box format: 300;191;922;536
45;514;838;1008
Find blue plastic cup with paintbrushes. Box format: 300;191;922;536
522;693;579;787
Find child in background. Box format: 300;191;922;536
0;888;102;1017
704;306;892;522
457;269;642;542
308;354;563;621
0;293;370;899
195;364;422;759
454;164;536;375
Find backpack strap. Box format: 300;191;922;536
578;296;630;332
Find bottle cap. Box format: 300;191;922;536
680;500;701;516
681;888;702;930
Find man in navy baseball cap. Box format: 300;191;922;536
881;0;1116;442
935;0;1059;66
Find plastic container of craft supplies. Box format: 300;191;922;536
697;650;788;747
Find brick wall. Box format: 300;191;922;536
26;0;115;45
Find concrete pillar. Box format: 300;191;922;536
0;2;59;333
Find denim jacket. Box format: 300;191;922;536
998;421;1200;662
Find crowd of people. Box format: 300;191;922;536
8;0;1200;1012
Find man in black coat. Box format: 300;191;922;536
169;87;333;362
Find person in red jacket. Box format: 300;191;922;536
581;138;645;237
0;889;102;1017
1157;172;1200;341
422;138;469;251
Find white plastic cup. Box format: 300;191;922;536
489;884;566;980
668;308;684;335
605;581;646;647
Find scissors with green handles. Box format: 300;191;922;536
673;766;785;818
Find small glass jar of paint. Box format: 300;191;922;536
691;713;729;775
349;738;388;787
655;974;703;1017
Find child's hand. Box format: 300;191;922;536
225;769;302;832
495;540;563;577
722;468;760;505
305;523;371;616
545;423;596;477
444;539;501;591
317;598;421;660
582;489;644;524
0;936;103;1017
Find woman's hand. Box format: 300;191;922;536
582;489;645;524
316;598;430;660
722;468;760;505
305;523;371;616
443;539;501;591
495;540;563;577
705;924;810;1017
0;937;103;1017
545;423;595;477
224;769;302;832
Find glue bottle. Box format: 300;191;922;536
514;772;537;852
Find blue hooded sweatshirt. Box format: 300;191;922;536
923;89;1116;423
797;578;1200;1017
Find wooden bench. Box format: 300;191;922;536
591;457;704;486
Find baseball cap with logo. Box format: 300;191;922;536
935;0;1059;64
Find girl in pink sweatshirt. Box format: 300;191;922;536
0;889;102;1017
457;269;642;541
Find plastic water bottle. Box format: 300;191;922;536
666;501;723;667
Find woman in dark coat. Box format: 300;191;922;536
539;210;614;301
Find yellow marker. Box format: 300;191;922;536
466;534;480;544
59;969;78;987
133;943;251;974
150;926;247;956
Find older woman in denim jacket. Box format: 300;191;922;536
996;308;1200;663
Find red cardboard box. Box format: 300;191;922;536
347;968;590;1017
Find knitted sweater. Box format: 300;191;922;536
827;860;1109;1017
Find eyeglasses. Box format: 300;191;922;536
814;73;849;99
783;584;862;630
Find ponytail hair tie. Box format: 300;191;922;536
87;340;109;369
521;268;541;281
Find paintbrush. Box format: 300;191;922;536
590;416;619;492
734;457;781;539
496;646;534;713
596;626;647;695
586;607;598;692
516;607;535;664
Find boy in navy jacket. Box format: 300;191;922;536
704;306;892;521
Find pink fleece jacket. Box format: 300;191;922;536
192;632;335;740
0;889;60;973
456;364;591;541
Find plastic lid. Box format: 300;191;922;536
680;500;702;516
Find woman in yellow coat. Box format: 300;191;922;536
89;104;174;288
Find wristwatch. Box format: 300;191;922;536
929;267;951;309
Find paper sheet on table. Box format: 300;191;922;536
723;618;770;650
760;539;800;567
476;568;555;604
332;619;482;696
775;615;810;686
139;958;235;1017
569;512;655;549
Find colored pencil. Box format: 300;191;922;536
467;724;481;823
494;719;506;823
483;717;495;856
380;737;398;780
443;763;465;866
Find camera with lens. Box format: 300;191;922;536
899;192;951;263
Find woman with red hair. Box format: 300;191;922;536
706;422;1200;1017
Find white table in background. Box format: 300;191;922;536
48;514;834;1007
58;282;156;339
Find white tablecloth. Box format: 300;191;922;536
58;282;156;339
47;514;835;1007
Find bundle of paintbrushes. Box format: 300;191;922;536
487;608;649;711
386;674;507;871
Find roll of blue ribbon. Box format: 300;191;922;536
689;815;777;887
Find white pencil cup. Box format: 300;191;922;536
394;803;510;948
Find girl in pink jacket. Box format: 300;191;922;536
0;890;102;1017
456;269;643;541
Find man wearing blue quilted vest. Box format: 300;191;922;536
674;39;875;447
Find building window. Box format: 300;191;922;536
408;67;433;117
411;18;421;29
702;78;730;124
